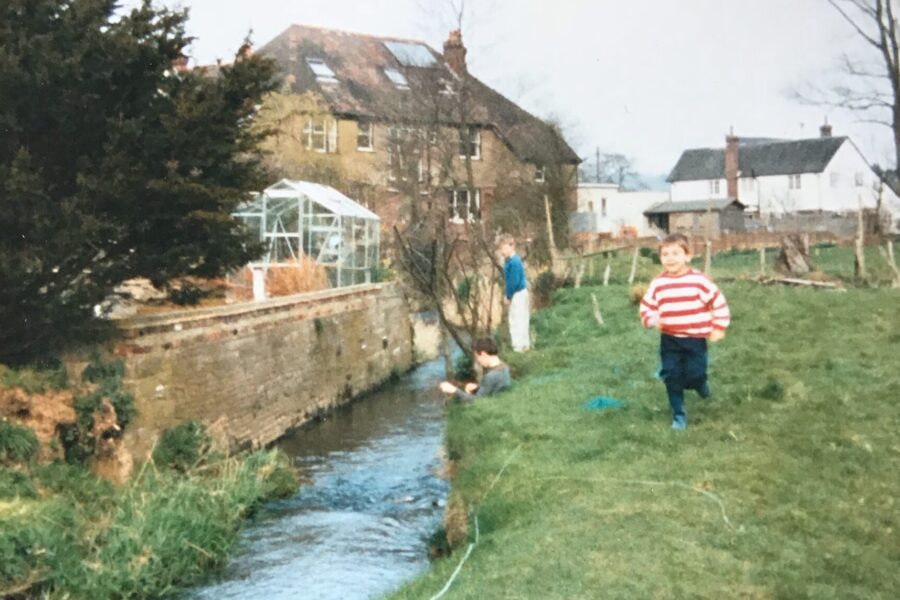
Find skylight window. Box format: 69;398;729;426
383;67;409;90
383;41;437;67
306;57;337;83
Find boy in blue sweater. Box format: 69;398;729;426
497;234;530;352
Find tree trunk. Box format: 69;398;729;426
775;234;815;276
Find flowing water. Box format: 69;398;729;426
187;359;449;600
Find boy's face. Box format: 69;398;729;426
474;350;492;367
498;242;514;258
659;243;692;275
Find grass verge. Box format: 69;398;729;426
388;279;900;599
0;446;296;598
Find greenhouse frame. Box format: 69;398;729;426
233;179;380;289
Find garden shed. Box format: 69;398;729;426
233;180;380;292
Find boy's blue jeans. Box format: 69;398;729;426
660;334;708;420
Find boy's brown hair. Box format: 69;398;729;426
496;233;515;248
659;233;691;254
472;337;499;356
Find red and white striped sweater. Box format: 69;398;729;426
639;269;731;338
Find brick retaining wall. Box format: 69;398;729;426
114;283;413;457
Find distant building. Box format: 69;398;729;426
573;183;668;238
667;123;900;232
644;199;746;237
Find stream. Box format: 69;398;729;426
186;358;449;599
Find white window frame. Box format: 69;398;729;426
303;117;338;153
789;174;802;190
601;197;608;217
357;120;374;151
459;127;481;160
709;179;720;194
449;188;481;223
854;172;864;187
535;166;546;183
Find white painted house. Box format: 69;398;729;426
574;183;668;237
667;125;900;229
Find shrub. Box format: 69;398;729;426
0;466;37;499
0;421;39;465
454;352;474;381
532;271;559;308
153;421;212;472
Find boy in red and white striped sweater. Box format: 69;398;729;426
640;234;731;430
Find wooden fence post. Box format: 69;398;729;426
704;240;712;274
603;259;611;286
759;247;766;277
855;200;866;278
627;246;639;285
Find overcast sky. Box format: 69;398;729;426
127;0;891;176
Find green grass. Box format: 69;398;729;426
0;450;297;598
387;280;900;599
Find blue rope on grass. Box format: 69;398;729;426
582;396;624;411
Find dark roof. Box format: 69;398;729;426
644;199;745;215
667;137;847;182
257;25;580;165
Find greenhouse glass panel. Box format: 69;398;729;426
232;180;380;294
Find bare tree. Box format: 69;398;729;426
801;1;900;180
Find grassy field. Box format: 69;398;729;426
388;256;900;598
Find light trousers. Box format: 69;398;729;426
509;289;531;351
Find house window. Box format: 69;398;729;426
587;201;594;213
789;174;802;189
383;67;409;90
830;172;840;188
449;188;481;223
854;172;864;187
709;180;720;194
741;178;755;191
304;117;338;153
388;126;423;181
535;166;546;183
459;127;481;160
601;198;607;217
357;120;374;151
305;58;338;83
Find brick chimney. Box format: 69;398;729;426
820;117;833;138
725;129;739;200
444;30;467;76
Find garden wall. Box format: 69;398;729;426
112;283;413;457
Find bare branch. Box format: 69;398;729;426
828;0;883;48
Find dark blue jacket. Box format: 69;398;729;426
504;254;527;300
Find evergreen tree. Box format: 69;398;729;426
0;0;277;364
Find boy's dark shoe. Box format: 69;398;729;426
697;381;711;399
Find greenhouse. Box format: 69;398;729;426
233;180;380;290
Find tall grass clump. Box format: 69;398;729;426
0;446;298;598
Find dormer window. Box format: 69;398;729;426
306;58;337;83
535;166;546;183
383;67;409;90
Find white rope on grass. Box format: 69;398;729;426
536;475;741;532
428;444;522;600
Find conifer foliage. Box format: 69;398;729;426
0;0;277;363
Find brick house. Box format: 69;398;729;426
254;25;580;235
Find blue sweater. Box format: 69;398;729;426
504;254;527;300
